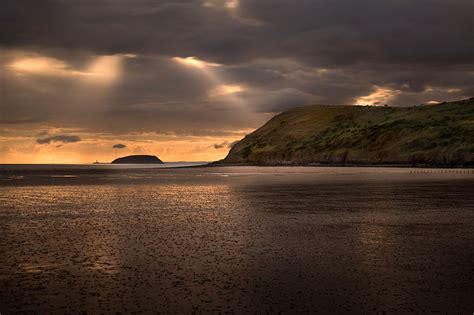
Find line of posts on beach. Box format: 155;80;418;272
409;169;474;174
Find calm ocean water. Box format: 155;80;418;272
1;165;473;312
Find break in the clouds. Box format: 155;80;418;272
37;135;81;145
1;0;473;162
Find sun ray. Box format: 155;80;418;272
173;56;245;108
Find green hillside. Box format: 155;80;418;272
220;98;474;166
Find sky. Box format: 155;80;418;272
1;0;473;163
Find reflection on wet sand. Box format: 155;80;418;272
0;167;473;312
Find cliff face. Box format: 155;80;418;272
112;155;163;164
221;98;474;166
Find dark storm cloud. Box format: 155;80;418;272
0;0;256;62
113;143;127;149
3;0;473;67
241;0;474;67
37;135;81;144
1;0;473;136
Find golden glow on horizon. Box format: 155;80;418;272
355;86;401;106
0;130;252;164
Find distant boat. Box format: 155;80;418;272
93;160;100;164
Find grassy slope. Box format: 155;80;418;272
222;98;474;166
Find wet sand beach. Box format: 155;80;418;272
1;166;473;313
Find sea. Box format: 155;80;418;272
1;164;473;312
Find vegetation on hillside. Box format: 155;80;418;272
221;98;474;166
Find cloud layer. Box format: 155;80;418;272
37;135;81;145
1;0;473;162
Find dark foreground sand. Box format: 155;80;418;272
1;166;473;313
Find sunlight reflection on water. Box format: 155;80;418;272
0;166;473;313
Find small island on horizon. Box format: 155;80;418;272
111;155;163;164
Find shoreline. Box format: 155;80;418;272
0;162;473;170
203;161;474;169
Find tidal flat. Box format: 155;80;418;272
1;166;473;313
